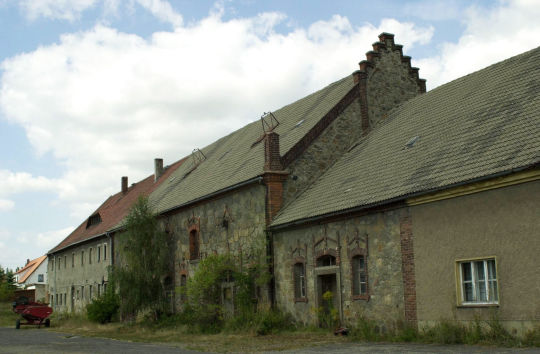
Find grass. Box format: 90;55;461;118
46;312;346;352
0;301;19;328
5;301;539;351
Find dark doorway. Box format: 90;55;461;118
317;274;338;312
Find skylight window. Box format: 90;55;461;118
405;136;420;148
295;119;305;128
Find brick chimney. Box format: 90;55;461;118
262;131;287;224
263;131;282;171
121;176;128;194
154;158;164;182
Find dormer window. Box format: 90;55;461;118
86;213;102;228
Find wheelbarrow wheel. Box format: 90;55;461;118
45;318;50;328
15;319;20;329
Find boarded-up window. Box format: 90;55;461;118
189;230;199;260
352;255;368;296
294;263;306;299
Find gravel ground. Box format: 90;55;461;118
0;328;538;353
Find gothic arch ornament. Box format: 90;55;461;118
312;227;339;266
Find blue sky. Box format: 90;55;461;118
1;0;539;269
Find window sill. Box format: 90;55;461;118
352;294;370;301
457;303;499;308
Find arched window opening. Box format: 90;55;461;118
316;255;336;267
293;263;306;300
189;230;199;260
180;274;187;302
352;255;368;297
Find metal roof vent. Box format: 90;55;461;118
405;136;420;148
295;119;305;128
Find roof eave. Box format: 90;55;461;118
269;164;539;231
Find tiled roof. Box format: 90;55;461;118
272;46;540;227
48;158;186;254
150;76;356;213
15;255;46;284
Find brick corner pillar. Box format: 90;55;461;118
262;131;288;225
400;208;418;327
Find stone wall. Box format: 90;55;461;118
272;208;406;326
47;236;111;313
164;183;268;310
282;98;363;206
365;34;424;128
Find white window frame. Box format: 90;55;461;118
456;257;499;306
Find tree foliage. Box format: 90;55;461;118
181;253;272;332
113;196;170;319
0;265;16;301
87;270;119;323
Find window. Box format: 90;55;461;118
64;293;66;306
103;283;107;294
189;229;199;260
50;295;53;305
81;250;85;266
104;244;107;261
180;274;187;302
89;285;93;299
38;274;44;282
98;246;101;262
64;255;67;268
98;284;101;297
76;289;79;300
316;255;336;267
51;258;54;270
458;258;498;305
55;294;58;305
86;213;102;228
72;253;75;267
352;255;368;298
89;248;93;264
81;286;84;300
58;257;61;269
293;262;306;300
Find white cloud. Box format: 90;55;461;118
18;0;182;26
19;0;98;21
134;0;183;27
0;170;62;197
0;199;14;211
415;0;540;89
35;226;75;250
0;227;73;269
0;16;432;220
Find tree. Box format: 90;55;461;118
0;266;16;301
113;196;170;320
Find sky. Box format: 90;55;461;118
1;0;539;269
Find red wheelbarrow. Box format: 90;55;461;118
12;296;53;329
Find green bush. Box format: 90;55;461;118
523;326;540;347
86;285;119;324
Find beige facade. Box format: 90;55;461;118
48;236;112;312
411;179;540;334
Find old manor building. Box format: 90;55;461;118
48;33;540;334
